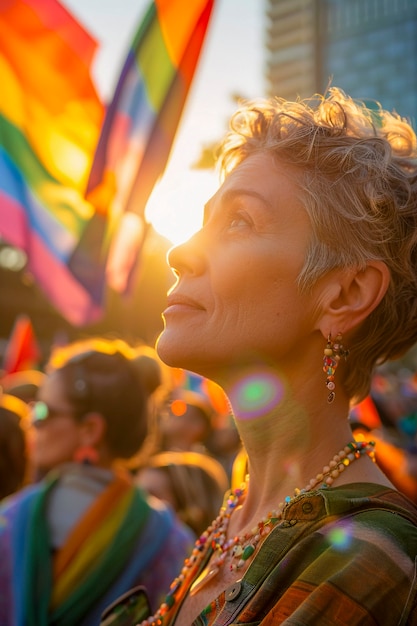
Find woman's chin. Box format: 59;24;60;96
155;330;188;368
156;331;208;376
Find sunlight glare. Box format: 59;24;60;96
145;170;218;245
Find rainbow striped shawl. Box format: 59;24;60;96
0;469;182;625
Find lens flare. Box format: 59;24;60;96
170;399;187;416
326;522;353;551
229;371;285;420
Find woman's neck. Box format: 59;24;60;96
223;369;359;517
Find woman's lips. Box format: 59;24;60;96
163;293;205;315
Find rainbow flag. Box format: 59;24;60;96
86;0;215;293
0;0;215;325
0;0;106;326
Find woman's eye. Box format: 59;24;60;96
229;214;250;228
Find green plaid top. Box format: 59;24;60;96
174;483;417;625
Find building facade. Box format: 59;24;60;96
265;0;417;123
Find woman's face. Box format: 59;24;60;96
157;152;315;377
31;371;83;474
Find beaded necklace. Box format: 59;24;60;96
138;440;375;626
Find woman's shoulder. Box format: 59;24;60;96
322;482;417;526
218;484;417;626
280;483;417;557
283;482;417;522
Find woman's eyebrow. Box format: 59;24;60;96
203;188;272;223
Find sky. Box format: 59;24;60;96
62;0;266;244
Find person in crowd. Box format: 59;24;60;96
157;390;215;453
104;87;417;625
0;337;193;626
136;449;229;537
0;393;29;500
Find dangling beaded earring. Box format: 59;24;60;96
323;333;349;403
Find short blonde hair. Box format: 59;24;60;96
218;88;417;402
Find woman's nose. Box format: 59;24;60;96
167;230;205;276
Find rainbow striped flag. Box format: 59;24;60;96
86;0;215;293
0;0;215;324
0;0;105;326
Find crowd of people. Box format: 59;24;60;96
1;86;417;625
0;336;238;625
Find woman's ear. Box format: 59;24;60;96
318;260;390;335
79;412;107;447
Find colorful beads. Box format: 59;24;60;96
242;544;255;560
137;440;375;626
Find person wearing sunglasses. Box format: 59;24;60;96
0;337;193;626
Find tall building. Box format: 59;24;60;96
265;0;417;123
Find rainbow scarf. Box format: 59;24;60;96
19;471;151;626
0;0;215;324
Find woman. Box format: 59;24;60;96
0;338;193;626
104;88;417;625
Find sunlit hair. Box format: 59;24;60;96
218;87;417;402
46;337;148;458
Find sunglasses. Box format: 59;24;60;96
29;400;74;428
